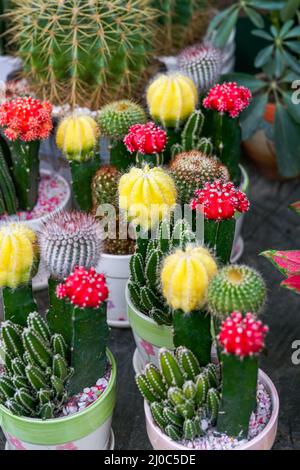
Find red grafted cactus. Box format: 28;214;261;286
203;82;252;119
124;122;167;155
218;312;269;358
56;267;109;309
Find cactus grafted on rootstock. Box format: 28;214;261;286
124;122;167;167
0;135;18;215
0;313;72;419
169;151;230;205
0;97;53;211
128;219;196;326
56;115;100;211
136;347;220;440
161;246;217;364
178;44;222;92
48;267;109;395
0;224;38;326
190;181;250;265
7;1;157;109
92;166;135;255
217;312;268;438
207;265;267;320
202;83;252;182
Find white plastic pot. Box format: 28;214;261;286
145;369;279;451
98;253;132;328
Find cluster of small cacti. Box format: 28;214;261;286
177;44;222;92
6;0;157;109
128;219;196;326
0;312;72;419
136;347;220;440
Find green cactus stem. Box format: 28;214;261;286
2;283;38;327
0;138;18;215
217;354;258;438
135;152;164;167
70;155;101;212
109;140;133;172
172;309;212;367
204;218;236;265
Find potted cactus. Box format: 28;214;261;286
0;221;116;450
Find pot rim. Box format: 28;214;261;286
102;252;133;261
144;369;279;451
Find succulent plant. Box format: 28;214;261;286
0;313;72;419
207;265;266;320
0;135;18;215
136;347;220;441
39;211;103;280
0;223;38;326
7;0;157;109
98;101;147;140
56;115;100;211
169;151;230;204
124;122;167;167
177;44;222;92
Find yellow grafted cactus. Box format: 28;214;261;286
161;246;217;313
118;165;177;231
147;73;198;128
56;115;99;162
0;224;38;288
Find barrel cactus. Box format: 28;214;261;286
7;0;157;109
0;313;72;419
98;101;147;140
136;347;220;441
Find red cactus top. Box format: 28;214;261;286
203;82;252;118
124;122;167;155
0;96;53;141
190;180;250;221
218;312;269;358
56;267;109;309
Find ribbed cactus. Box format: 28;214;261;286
0;135;18;215
7;0;157;109
147;73;198;129
39;211;103;280
0;223;38;326
92;166;135;255
98;101;147;140
128;219;196;326
0;313;72;419
177;44;222;92
136;347;220;441
207;265;266;320
56;115;100;211
169;151;230;204
119;165;177;231
47;267;109;395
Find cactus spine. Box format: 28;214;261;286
136;347;220;441
0;313;72;419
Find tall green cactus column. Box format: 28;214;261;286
0;136;18;215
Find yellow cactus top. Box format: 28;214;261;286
0;223;38;288
147;73;198;128
56;115;99;162
161;245;217;313
119;165;177;231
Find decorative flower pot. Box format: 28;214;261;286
98;253;132;328
0;350;117;450
0;169;71;291
144;369;279;451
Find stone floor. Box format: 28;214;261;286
1;158;300;450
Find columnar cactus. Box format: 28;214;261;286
207;265;267;319
136;347;220;441
48;267;109;395
161;245;217;365
0;312;72;419
7;0;157;109
0;97;53;211
177;44;222;92
0;223;38;326
56;115;100;211
128;219;196;326
169;151;230;204
0;135;18;215
39;211;103;280
92;166;135;255
217;312;268;438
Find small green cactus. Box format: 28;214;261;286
207;265;267;320
0;313;72;419
136;347;220;441
98;101;147;140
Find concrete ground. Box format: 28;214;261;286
1;159;300;450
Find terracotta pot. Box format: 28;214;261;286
144;369;279;451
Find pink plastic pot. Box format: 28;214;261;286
145;369;279;451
